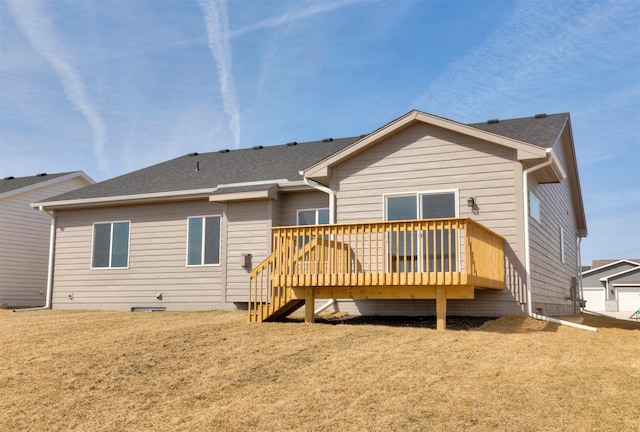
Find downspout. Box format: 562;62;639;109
300;172;335;224
14;206;56;312
522;151;596;331
577;237;584;312
301;172;336;315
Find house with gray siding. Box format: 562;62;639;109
32;110;587;321
0;172;94;307
582;260;640;313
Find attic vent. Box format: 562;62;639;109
188;152;199;157
218;149;230;153
487;119;499;124
534;113;547;119
36;173;47;177
3;176;15;180
286;141;298;146
322;138;333;142
359;133;369;138
252;145;264;150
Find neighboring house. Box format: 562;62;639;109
33;110;587;326
0;172;94;307
582;259;640;313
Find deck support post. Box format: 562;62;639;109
305;288;315;324
436;286;446;331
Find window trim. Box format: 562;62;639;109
90;220;131;270
186;215;222;267
296;208;330;225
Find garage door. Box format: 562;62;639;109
583;288;605;311
617;287;640;312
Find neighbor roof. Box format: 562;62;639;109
0;172;75;195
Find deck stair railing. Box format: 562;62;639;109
248;217;504;322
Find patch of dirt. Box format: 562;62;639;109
318;315;497;330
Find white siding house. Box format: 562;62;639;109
0;172;93;307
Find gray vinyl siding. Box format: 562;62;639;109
278;190;329;227
527;130;580;315
330;122;524;317
610;271;640;283
52;200;227;310
225;200;273;302
0;177;88;307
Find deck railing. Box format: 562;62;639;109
248;218;504;322
271;218;504;288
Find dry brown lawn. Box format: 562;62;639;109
1;310;638;432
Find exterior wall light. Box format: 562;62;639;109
467;197;475;207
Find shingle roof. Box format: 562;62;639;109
40;112;570;204
468;113;568;148
0;172;76;195
42;138;359;202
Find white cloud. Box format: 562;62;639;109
228;0;361;39
5;0;110;176
198;0;241;149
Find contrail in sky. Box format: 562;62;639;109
199;0;241;149
5;0;110;176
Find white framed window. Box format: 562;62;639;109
187;216;221;266
91;221;130;269
560;227;565;263
529;191;541;222
383;189;460;221
297;208;330;226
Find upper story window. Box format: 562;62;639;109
385;190;459;221
297;208;330;225
187;216;221;266
529;192;541;222
92;221;130;269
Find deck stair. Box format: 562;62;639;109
248;236;348;322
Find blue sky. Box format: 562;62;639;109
1;0;638;265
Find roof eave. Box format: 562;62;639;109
32;188;216;210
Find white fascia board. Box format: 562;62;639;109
216;179;289;188
32;188;216;210
32;179;301;210
210;185;279;202
0;171;94;200
583;259;640;276
547;148;567;181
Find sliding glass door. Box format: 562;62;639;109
385;191;458;272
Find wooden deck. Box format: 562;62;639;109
248;218;504;330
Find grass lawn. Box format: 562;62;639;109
1;310;638;432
